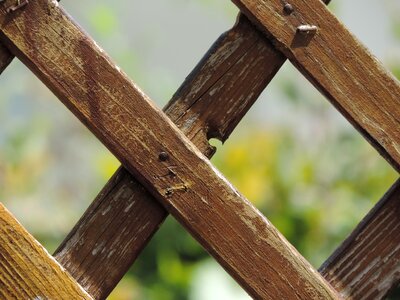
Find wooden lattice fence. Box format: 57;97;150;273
0;0;400;299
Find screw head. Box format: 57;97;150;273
159;151;169;161
283;3;294;14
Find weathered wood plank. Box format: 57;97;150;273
0;203;92;299
163;14;285;157
54;167;167;299
320;179;400;299
231;0;400;172
54;15;284;299
0;42;13;74
0;1;338;299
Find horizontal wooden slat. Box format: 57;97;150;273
54;15;284;299
231;0;400;172
0;203;92;299
0;1;338;298
320;179;400;299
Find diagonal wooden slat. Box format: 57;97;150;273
55;167;167;299
231;0;400;172
1;0;393;298
320;179;400;300
0;0;62;72
0;203;92;299
53;15;285;299
0;1;338;299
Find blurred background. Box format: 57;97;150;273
1;0;400;299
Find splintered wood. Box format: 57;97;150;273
0;203;92;299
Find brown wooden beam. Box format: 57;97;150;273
54;15;286;299
320;179;400;299
231;0;400;172
0;1;338;299
0;203;92;299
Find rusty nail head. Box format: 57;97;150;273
159;151;169;161
283;3;294;14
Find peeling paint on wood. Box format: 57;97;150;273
0;203;92;299
0;1;338;299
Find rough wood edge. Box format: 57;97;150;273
0;203;93;299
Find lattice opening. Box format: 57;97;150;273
212;61;397;267
0;59;111;253
0;0;399;299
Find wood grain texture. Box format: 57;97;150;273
320;179;400;299
164;14;285;157
54;167;167;299
0;1;338;299
231;0;400;172
54;15;284;299
0;203;92;299
0;42;13;74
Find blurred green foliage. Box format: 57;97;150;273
0;1;399;299
89;5;118;37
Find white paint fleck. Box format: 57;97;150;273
188;74;211;96
56;231;81;258
124;201;134;213
93;40;105;54
209;85;221;96
181;113;200;132
107;250;116;259
362;117;386;136
102;205;111;216
200;197;209;205
92;242;105;256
